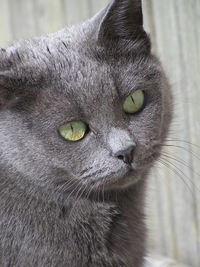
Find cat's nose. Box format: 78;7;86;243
114;145;135;164
107;128;136;165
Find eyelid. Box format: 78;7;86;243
59;116;87;126
124;88;145;99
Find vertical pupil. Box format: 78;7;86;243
59;121;87;141
130;95;135;104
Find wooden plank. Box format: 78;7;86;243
146;0;181;259
143;0;179;260
178;0;200;265
143;0;157;52
89;0;109;16
143;1;177;258
0;0;12;47
146;170;172;257
33;0;65;36
63;0;91;26
7;0;36;41
144;0;200;266
165;1;199;265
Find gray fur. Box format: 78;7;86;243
0;0;172;266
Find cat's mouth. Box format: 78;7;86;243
91;152;159;191
103;167;141;190
87;165;138;191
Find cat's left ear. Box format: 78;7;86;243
0;48;28;109
0;49;15;108
0;71;21;109
97;0;150;52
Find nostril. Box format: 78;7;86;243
114;144;135;164
117;155;124;161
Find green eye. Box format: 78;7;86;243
59;121;88;142
123;90;145;114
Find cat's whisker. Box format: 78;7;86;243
165;138;200;148
160;154;200;193
157;158;193;194
85;182;94;201
58;179;78;194
60;180;75;191
56;177;75;189
97;184;101;202
65;180;82;204
164;138;200;149
69;182;88;219
92;183;98;202
102;180;105;204
161;151;200;177
161;143;200;161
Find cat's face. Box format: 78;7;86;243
0;0;172;196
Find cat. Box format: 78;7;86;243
0;0;172;266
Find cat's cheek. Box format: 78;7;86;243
131;144;159;173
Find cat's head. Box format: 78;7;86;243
0;0;172;197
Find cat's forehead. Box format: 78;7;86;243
44;54;117;116
17;34;114;92
1;27;161;113
30;36;160;113
59;57;114;98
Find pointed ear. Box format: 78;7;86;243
0;49;14;108
97;0;150;52
0;48;25;109
0;72;20;109
0;89;17;109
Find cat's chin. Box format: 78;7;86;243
102;168;144;191
109;171;141;190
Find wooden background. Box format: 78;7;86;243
0;0;199;266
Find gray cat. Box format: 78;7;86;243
0;0;172;266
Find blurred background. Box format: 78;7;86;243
0;0;199;266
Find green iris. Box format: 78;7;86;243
59;121;87;142
123;90;145;114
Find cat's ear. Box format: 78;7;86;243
0;49;13;108
0;74;20;109
0;48;25;109
97;0;150;53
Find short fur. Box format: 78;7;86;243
0;0;172;266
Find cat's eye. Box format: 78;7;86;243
123;90;145;114
58;121;88;142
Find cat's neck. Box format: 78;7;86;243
57;178;147;266
0;161;147;204
0;167;147;266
